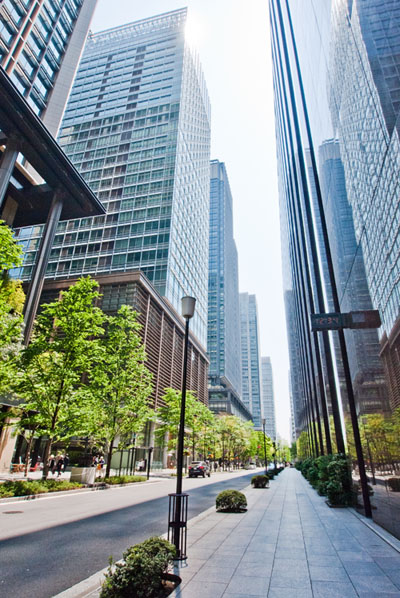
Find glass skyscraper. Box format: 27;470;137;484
260;356;276;440
240;293;262;429
208;160;241;392
16;9;211;345
270;0;400;538
208;160;249;420
0;0;97;136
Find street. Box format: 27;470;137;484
0;469;256;598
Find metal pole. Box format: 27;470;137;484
147;447;153;481
262;420;268;472
173;317;190;557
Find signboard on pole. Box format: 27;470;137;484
311;310;381;332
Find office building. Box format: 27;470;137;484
16;8;211;346
270;0;400;537
260;356;276;440
0;0;97;136
208;160;249;420
239;293;262;429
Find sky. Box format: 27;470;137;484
90;0;291;442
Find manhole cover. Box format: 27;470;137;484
3;511;23;514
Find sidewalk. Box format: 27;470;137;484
56;468;400;598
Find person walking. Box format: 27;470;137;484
63;454;69;472
55;454;64;477
48;455;56;475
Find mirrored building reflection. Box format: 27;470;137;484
270;0;400;538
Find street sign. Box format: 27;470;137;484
345;310;381;329
311;313;342;331
311;310;381;332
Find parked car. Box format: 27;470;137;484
188;461;211;478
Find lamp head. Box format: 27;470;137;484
181;296;196;319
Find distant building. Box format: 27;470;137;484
260;357;276;440
240;293;262;429
208;160;248;420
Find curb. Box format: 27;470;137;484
0;477;166;505
349;507;400;554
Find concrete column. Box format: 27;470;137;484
0;137;19;212
23;188;64;344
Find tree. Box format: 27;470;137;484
0;221;24;394
156;388;213;460
89;305;153;477
17;277;105;478
249;429;273;464
217;415;253;468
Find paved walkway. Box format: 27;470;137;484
171;468;400;598
57;468;400;598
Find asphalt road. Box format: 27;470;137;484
0;469;256;598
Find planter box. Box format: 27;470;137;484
70;467;96;485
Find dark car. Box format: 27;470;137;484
188;461;211;478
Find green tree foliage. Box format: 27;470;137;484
218;415;253;465
156;387;213;458
89;305;153;477
0;221;24;394
249;429;273;464
17;277;106;478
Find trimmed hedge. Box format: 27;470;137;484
216;489;247;512
296;454;353;506
251;474;269;488
100;537;176;598
98;475;147;485
0;479;82;498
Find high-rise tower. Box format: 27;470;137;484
208;160;250;420
260;356;276;440
17;9;211;345
0;0;97;136
240;293;262;429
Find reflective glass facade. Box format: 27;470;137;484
208;160;241;396
0;0;96;132
240;293;262;429
271;0;400;539
16;9;211;345
261;356;277;441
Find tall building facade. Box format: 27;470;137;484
208;160;245;416
15;9;211;345
0;0;97;136
270;0;400;538
239;293;262;429
260;356;276;440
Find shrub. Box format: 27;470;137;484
100;475;146;485
100;537;176;598
388;477;400;492
216;489;247;512
325;454;352;506
0;479;82;498
251;475;269;488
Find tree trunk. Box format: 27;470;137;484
24;435;34;478
42;439;52;480
106;438;114;478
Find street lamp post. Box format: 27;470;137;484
262;418;268;473
169;296;196;560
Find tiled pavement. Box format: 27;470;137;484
57;467;400;598
170;468;400;598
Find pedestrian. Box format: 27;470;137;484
48;454;56;475
63;453;69;472
55;454;64;477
